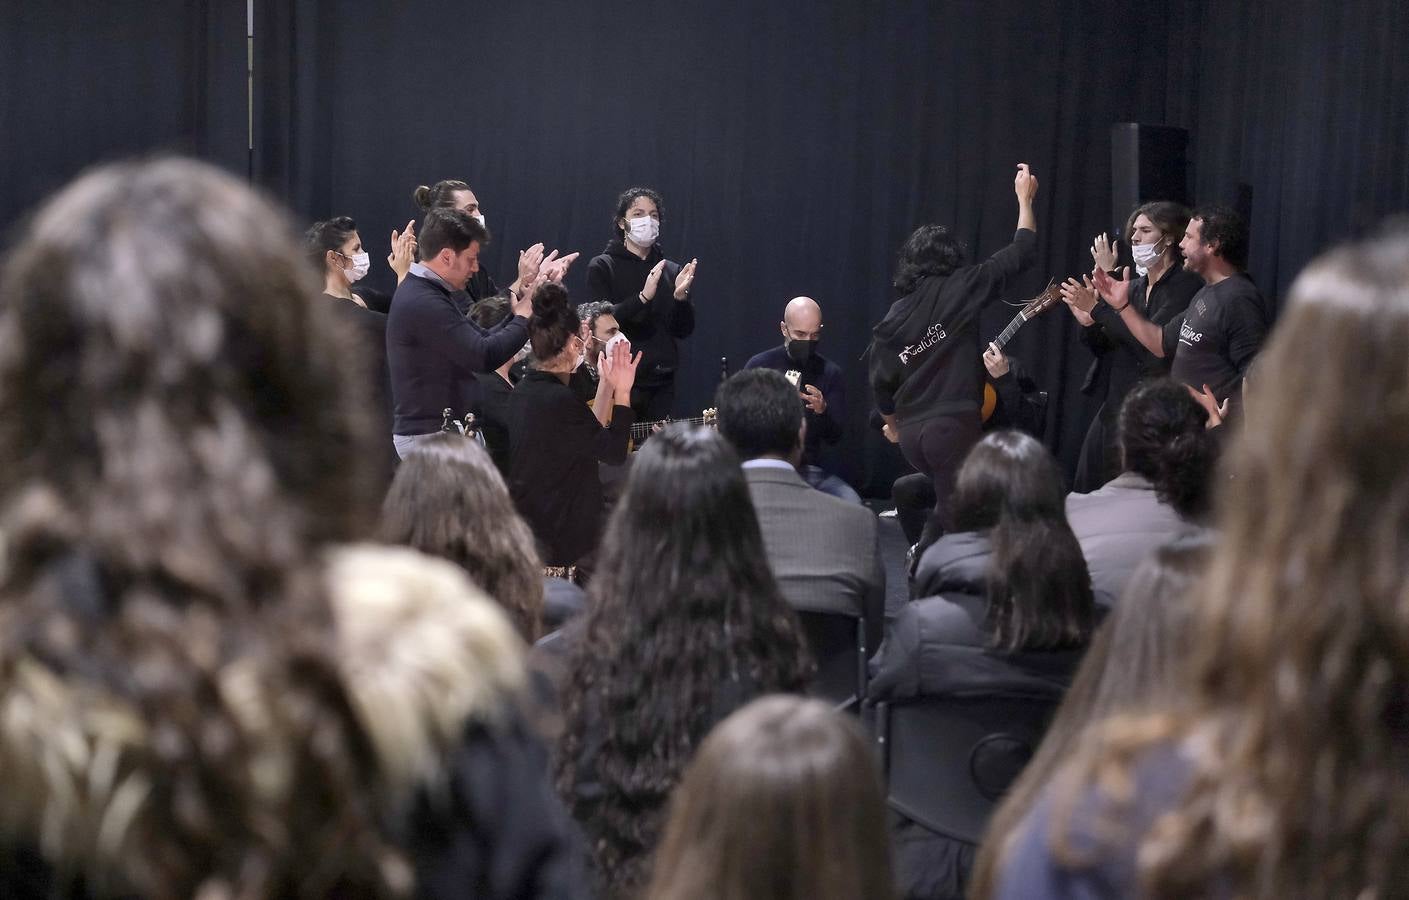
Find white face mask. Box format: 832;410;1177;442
1131;239;1163;271
625;215;659;247
472;211;486;229
342;251;371;283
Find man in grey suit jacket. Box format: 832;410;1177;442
715;369;886;653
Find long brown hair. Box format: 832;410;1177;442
1044;225;1409;897
969;534;1212;899
379;433;544;640
0;158;400;897
645;695;894;900
554;426;813;898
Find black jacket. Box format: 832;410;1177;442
507;371;633;567
869;531;1089;900
324;294;396;483
386;270;529;435
870;229;1036;427
586;239;695;387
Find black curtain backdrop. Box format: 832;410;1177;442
0;1;248;243
6;1;1406;496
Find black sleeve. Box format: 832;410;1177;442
410;711;590;900
661;263;696;339
415;290;530;373
585;256;614;303
970;228;1038;302
810;363;846;445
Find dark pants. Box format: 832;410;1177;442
1073;399;1121;493
891;472;936;546
631;379;676;423
898;412;983;557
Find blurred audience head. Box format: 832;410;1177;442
380;433;544;641
715;368;804;464
1118;378;1217;519
646;695;893;900
951;430;1095;652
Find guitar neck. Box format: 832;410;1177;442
630;414;712;440
991;309;1030;351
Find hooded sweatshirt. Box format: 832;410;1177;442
869;229;1036;427
585;238;695;387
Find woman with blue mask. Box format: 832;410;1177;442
585;187;699;423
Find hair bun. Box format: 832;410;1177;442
412;185;432;209
531;282;571;318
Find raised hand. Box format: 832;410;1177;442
1014;163;1038;203
600;339;641;398
1090;232;1117;271
1060;276;1098;326
388;219;417;282
641;259;666;302
1188;383;1229;429
542;251;580;284
673;258;698;300
516;242;547;286
982;342;1010;378
1091;266;1133;311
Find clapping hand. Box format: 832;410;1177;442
641;260;666;302
541;250;580;284
1090;232;1118;272
598;337;642;398
516;243;547;287
1189;383;1229;429
1059;275;1098;326
388;219;417;282
1090;266;1133;311
673;258;698;300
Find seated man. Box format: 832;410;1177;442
716;369;887;652
744;296;858;502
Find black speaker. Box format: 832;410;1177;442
1110;123;1189;236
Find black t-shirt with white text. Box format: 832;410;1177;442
1168;274;1267;405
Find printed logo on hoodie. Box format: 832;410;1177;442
898;322;948;366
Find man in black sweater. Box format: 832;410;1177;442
386;208;533;458
744;296;857;502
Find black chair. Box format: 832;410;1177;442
877;692;1061;845
796;609;868;713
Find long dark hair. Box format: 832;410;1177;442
951;430;1095;652
1117;378;1217;519
0;158;393;896
969;534;1212;899
645;695;893;900
554;426;813;898
379;434;544;641
1045;224;1409;897
892;224;965;293
608;185;664;247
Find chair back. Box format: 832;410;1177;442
796;609;867;711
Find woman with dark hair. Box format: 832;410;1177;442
0;158;584;899
968;534;1211;899
585;186;699;421
1061;201;1204;491
869;164;1039;559
645;695;893;900
507;282;637;575
1065;378;1216;601
380;433;545;640
868;429;1097;899
992;225;1409;898
554;425;814;897
306;215;401;478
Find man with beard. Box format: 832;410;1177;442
744;296;857;502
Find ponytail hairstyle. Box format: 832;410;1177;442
304;215;358;272
951;430;1095;652
412;179;471;211
527;282;581;361
1117;378;1217;520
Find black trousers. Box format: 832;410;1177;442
898;412;983;557
631;379;676;423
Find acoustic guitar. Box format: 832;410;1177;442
980;280;1062;423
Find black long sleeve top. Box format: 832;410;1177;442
869;229;1037;426
386;268;528;436
506;371;633;567
1078;264;1203;402
585;239;695;387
